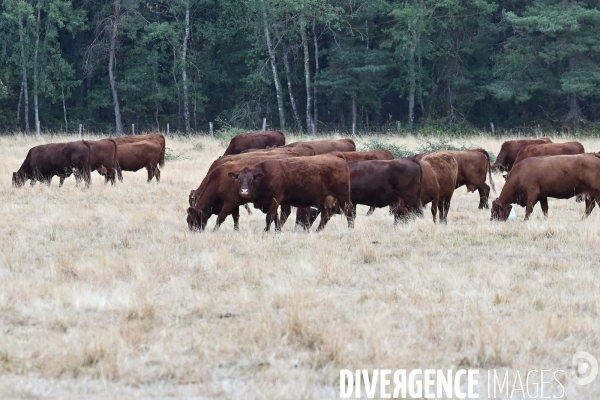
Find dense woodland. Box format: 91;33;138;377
1;0;600;135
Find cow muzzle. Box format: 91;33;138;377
240;189;250;198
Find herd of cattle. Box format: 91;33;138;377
11;130;598;231
186;131;596;232
12;134;166;186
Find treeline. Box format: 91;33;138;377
1;0;600;135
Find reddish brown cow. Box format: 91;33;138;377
491;154;600;221
13;142;77;187
418;152;458;223
229;154;354;232
187;157;295;231
240;143;315;156
222;131;285;156
491;138;552;172
512;141;585;169
113;134;166;167
338;150;394;162
87;139;118;184
285;138;356;154
61;141;92;186
115;140;162;183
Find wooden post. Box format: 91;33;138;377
352;122;356;136
209;122;214;137
262;118;266;132
490;122;495;135
397;121;401;131
167;123;170;136
79;124;82;139
132;123;135;135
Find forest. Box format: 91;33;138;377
1;0;600;135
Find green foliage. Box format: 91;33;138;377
192;142;204;151
360;138;413;158
164;147;187;162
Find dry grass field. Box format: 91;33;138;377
0;133;599;399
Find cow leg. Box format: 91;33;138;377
584;197;597;219
146;165;153;183
154;166;161;182
540;197;549;217
232;207;240;231
59;174;66;187
316;195;337;232
345;203;356;229
440;197;452;224
117;163;123;182
264;201;279;232
524;193;539;221
366;206;376;216
478;183;491;209
430;197;438;223
214;203;238;231
244;204;252;215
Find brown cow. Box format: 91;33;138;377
240;143;315;156
87;139;118;184
112;134;166;168
115;140;162;183
512;141;585;169
294;158;423;228
187;158;296;231
13;142;76;187
222;131;285;156
491;138;552;172
285;138;356;154
62;141;92;186
491;154;600;221
339;149;394;162
418;152;458;223
229;154;354;232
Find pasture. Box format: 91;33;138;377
1;133;599;398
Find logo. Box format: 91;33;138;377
572;351;598;386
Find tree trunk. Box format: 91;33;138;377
261;1;285;130
108;0;123;135
351;96;357;134
565;55;582;129
62;87;68;132
312;18;319;134
277;32;302;131
300;17;313;134
17;12;30;134
33;7;41;137
16;79;23;129
182;8;191;136
172;46;181;131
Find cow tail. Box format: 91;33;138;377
82;140;92;185
412;159;424;217
108;138;118;183
159;134;166;167
476;148;497;194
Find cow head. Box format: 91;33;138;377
187;207;208;231
490;199;509;221
189;190;196;207
491;163;506;173
12;172;25;187
228;168;264;199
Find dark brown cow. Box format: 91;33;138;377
112;134;166;167
285;138;356;154
187;158;294;231
229;154;354;232
222;131;285;156
491;154;600;221
61;141;92;186
512;141;585;168
87;139;118;184
13;143;75;187
294;158;423;227
339;150;394;162
418;152;458;223
491;138;552;172
115;140;162;182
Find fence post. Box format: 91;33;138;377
79;124;82;139
352;122;356;136
490;122;495;135
167;123;170;136
262;118;266;132
132;123;135;135
396;121;401;131
209;122;214;137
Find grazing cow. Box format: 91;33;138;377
491;138;552;172
229;154;354;232
13;143;72;187
491;154;600;221
338;150;394;162
512;141;585;169
222;131;285;156
112;134;166;167
285;138;356;154
294;158;423;227
417;152;458;223
61;141;92;186
115;140;162;182
240;143;315;156
87;139;118;184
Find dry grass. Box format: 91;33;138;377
0;133;599;399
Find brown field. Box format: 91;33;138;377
0;133;599;399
